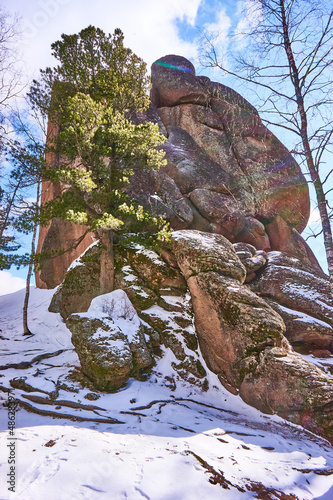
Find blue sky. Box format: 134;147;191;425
0;0;328;293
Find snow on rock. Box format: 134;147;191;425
87;289;138;323
251;251;333;325
266;299;333;354
66;290;153;391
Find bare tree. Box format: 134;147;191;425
0;7;23;133
199;0;333;281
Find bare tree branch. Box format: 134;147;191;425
198;0;333;283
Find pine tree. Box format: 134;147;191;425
29;26;168;293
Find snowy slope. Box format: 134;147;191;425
1;287;333;500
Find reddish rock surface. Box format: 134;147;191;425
265;215;322;272
250;251;333;325
150;55;310;232
35;120;97;289
171;230;333;444
36;54;314;290
266;298;333;353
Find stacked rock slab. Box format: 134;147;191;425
250;251;333;353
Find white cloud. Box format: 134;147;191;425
198;7;231;72
204;7;231;38
234;0;263;49
0;270;26;296
3;0;203;82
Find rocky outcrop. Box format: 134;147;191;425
250;251;333;326
170;230;333;442
51;239;208;390
249;251;333;354
66;290;153;391
128;55;314;258
147;55;310;239
41;53;333;443
171;231;287;389
36;54;319;289
49;228;333;442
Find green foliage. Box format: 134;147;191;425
30;25;168;246
0;140;45;269
7;141;45;234
28;26;150;118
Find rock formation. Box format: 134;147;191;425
42;55;333;444
36;54;321;289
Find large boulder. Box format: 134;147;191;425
66;290;153;391
171;230;287;391
239;347;333;443
150;55;310;233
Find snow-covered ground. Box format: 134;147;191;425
1;287;333;500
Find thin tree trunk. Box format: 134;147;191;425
99;229;114;294
280;0;333;284
23;180;40;335
0;175;23;241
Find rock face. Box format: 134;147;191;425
171;231;287;390
36;54;319;289
66;290;153;391
171;230;333;442
250;251;333;354
150;56;310;233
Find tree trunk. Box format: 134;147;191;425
280;0;333;285
23;180;40;335
99;229;114;294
